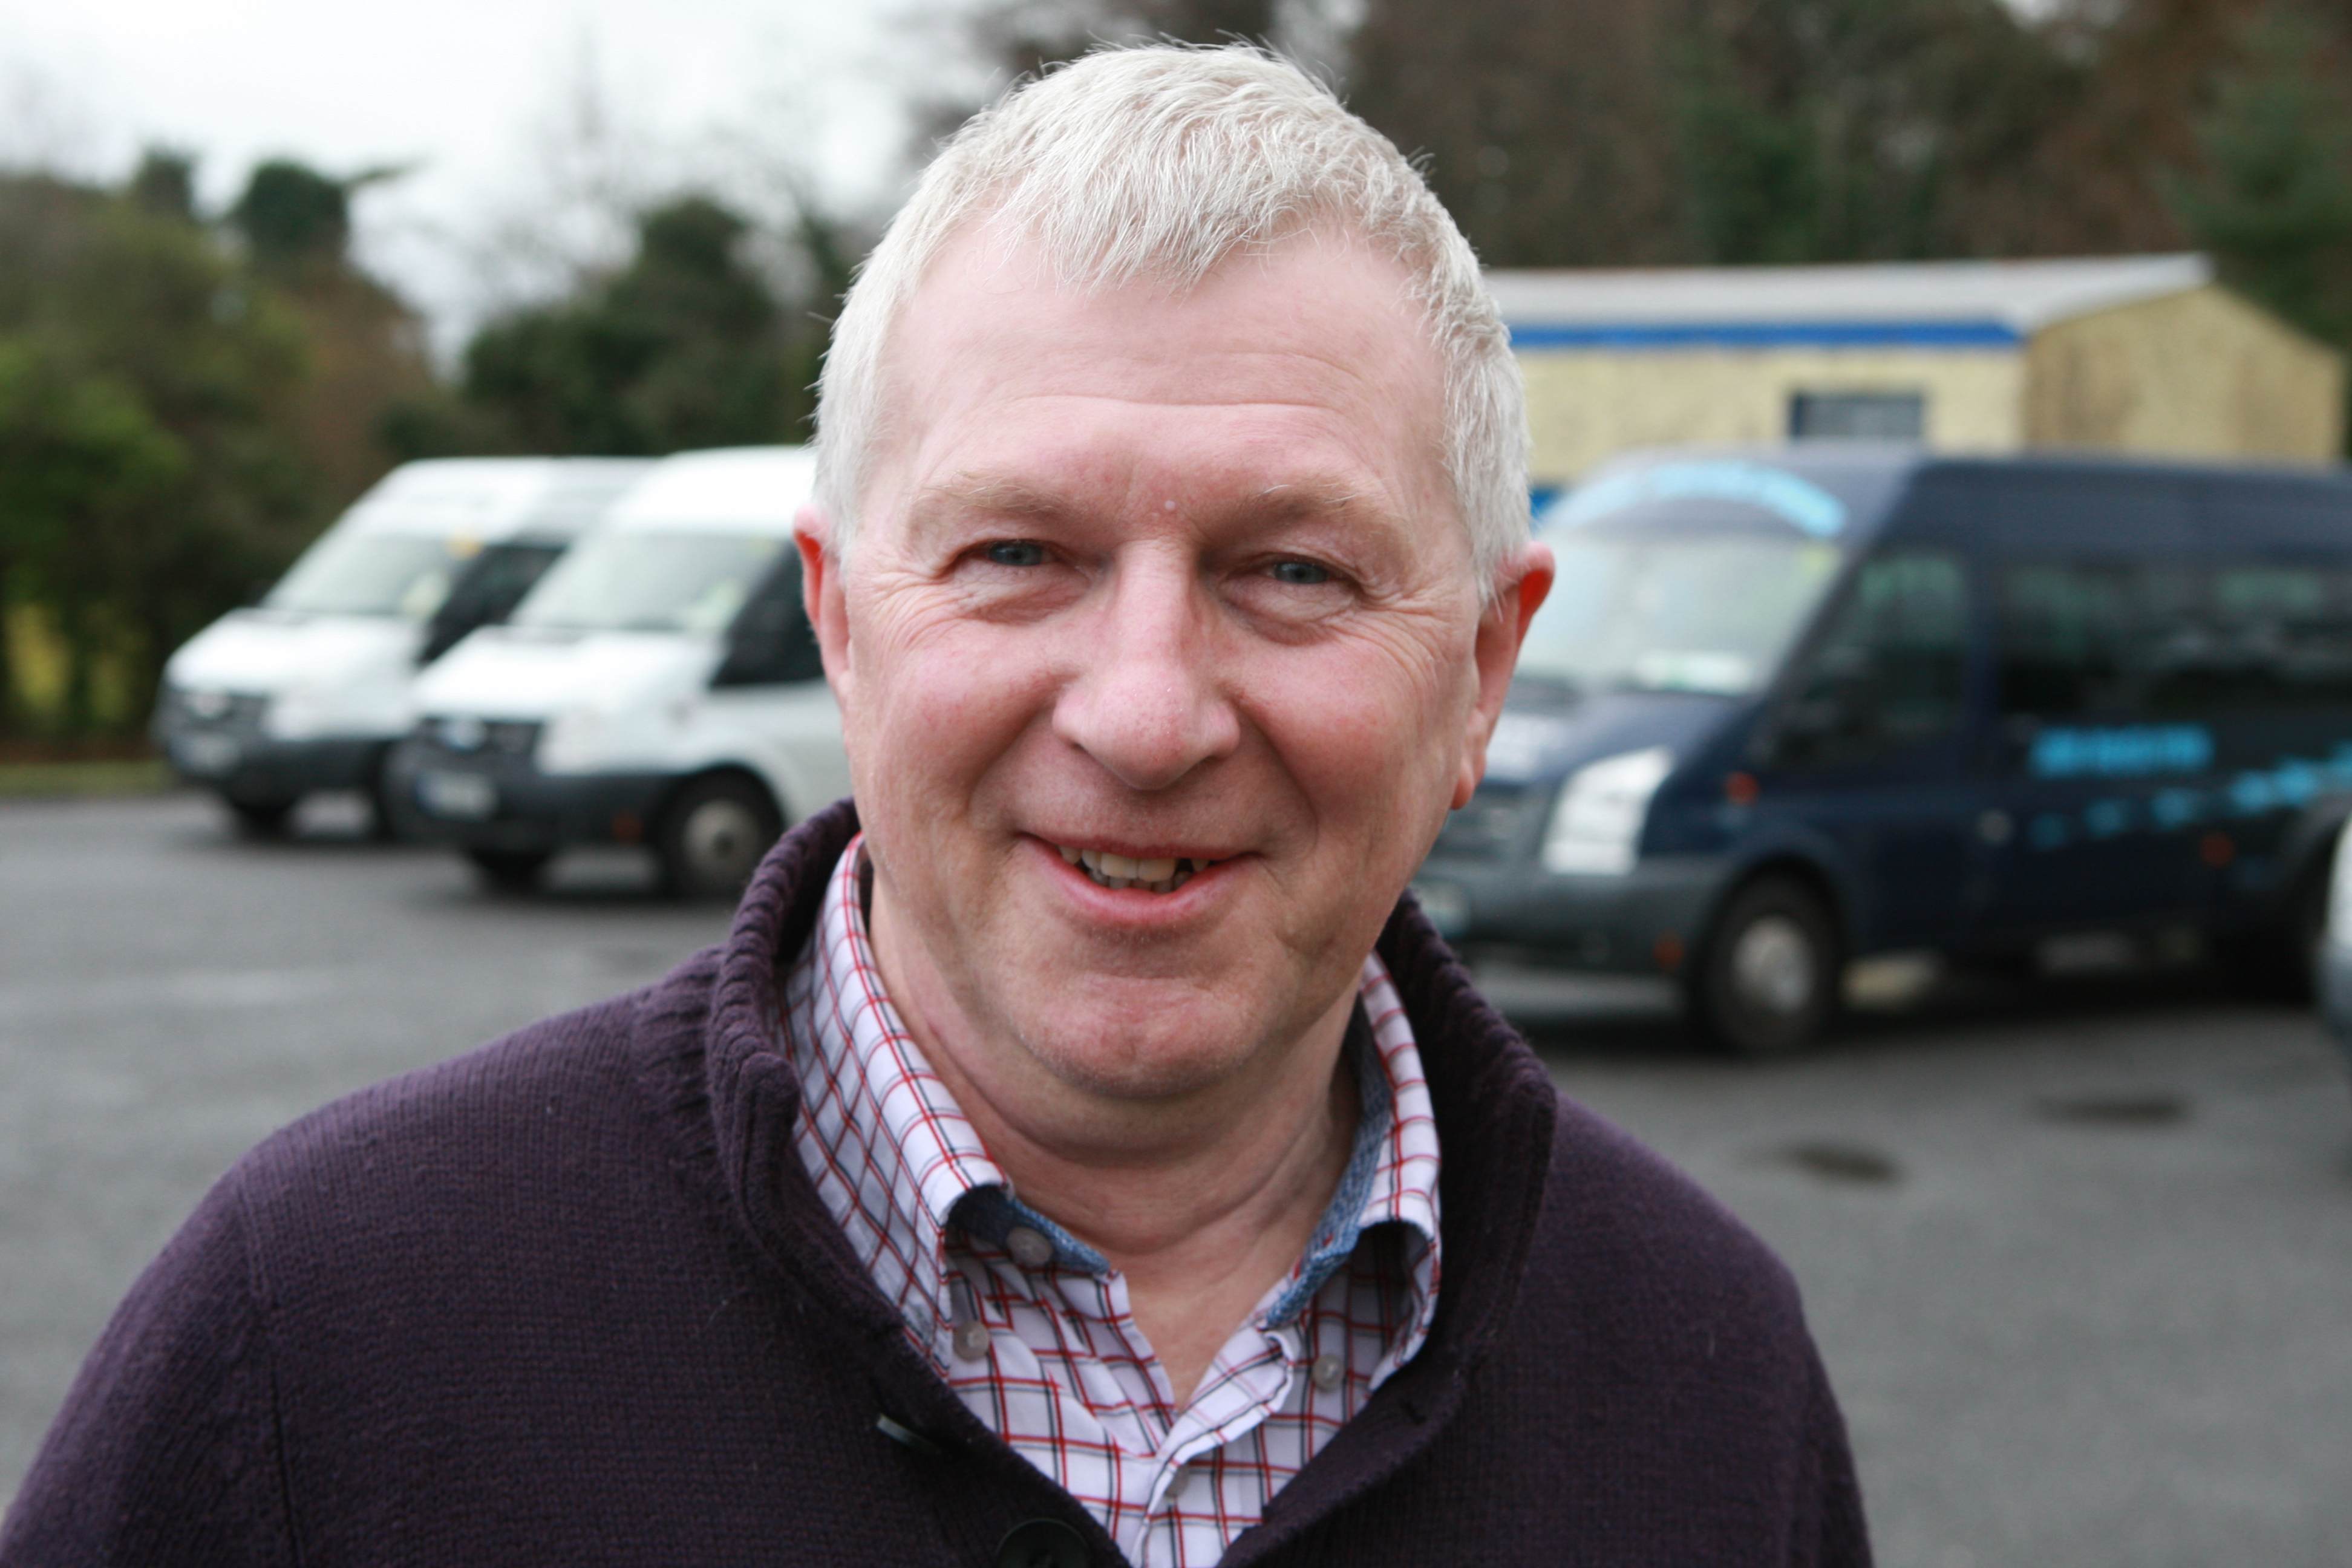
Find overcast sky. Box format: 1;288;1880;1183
0;0;960;353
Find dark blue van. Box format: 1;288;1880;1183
1414;448;2352;1054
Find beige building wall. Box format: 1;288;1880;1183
1517;348;2025;487
2024;286;2345;463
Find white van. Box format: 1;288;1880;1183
389;446;851;897
154;457;652;836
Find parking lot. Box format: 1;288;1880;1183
4;791;2349;1564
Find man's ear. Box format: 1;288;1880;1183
795;504;852;705
1454;541;1554;811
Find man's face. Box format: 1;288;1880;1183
803;227;1540;1105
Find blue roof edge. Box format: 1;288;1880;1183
1507;319;2023;350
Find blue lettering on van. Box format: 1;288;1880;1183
2028;813;2071;850
2027;724;2213;779
2083;799;2132;838
2149;788;2203;829
2229;772;2278;814
1550;461;1847;538
2021;741;2352;852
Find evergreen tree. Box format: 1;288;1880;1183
0;172;314;734
457;195;796;455
2169;11;2352;350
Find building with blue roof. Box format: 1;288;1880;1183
1488;254;2344;491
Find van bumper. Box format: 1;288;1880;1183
155;710;386;803
1409;854;1728;975
387;739;670;852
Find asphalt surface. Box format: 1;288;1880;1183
4;792;2349;1564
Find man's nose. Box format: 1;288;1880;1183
1052;561;1241;791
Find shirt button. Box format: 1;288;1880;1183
1310;1351;1344;1391
1165;1464;1191;1500
1005;1226;1056;1269
952;1318;991;1362
996;1518;1089;1568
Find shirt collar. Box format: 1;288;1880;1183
785;834;1440;1340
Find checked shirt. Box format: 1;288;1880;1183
780;838;1442;1567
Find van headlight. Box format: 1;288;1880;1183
1542;746;1674;875
537;708;610;773
262;687;333;739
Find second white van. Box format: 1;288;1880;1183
390;446;850;897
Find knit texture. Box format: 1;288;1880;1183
1;800;1870;1567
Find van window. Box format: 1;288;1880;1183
1999;561;2352;716
1521;533;1843;696
265;533;468;619
713;557;823;687
1776;551;1968;765
420;541;567;663
2202;565;2352;707
1996;563;2206;717
514;533;785;636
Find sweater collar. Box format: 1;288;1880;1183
693;802;1560;1534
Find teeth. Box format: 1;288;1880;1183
1060;843;1215;894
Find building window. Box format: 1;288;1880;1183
1788;391;1926;442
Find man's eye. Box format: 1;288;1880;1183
984;541;1048;567
1268;559;1331;586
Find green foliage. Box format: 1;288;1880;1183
231;159;353;267
128;149;197;221
0;172;318;736
2169;11;2352;348
448;194;805;456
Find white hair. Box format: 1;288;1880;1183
811;43;1529;597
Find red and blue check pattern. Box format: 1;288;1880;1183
781;838;1441;1566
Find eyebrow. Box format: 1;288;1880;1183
906;473;1413;543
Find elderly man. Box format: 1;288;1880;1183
4;46;1868;1568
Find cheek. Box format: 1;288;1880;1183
1243;631;1472;840
851;608;1057;811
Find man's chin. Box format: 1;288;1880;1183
1010;1000;1273;1103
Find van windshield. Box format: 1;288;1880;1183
1521;532;1844;696
512;532;784;635
264;532;471;619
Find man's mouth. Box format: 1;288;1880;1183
1051;843;1222;895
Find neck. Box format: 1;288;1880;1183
866;888;1361;1403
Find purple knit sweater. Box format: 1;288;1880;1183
2;802;1870;1566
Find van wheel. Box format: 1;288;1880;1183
1687;875;1841;1057
226;797;295;839
655;775;782;901
2220;867;2328;1002
467;848;550;894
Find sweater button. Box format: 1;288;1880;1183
996;1518;1088;1568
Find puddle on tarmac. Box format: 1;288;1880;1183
2034;1092;2190;1127
1765;1140;1904;1186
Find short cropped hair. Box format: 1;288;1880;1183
810;44;1529;596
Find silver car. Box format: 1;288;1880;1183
2321;827;2352;1079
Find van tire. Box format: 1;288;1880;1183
2219;866;2328;1002
655;774;782;901
1687;874;1841;1057
467;848;550;893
